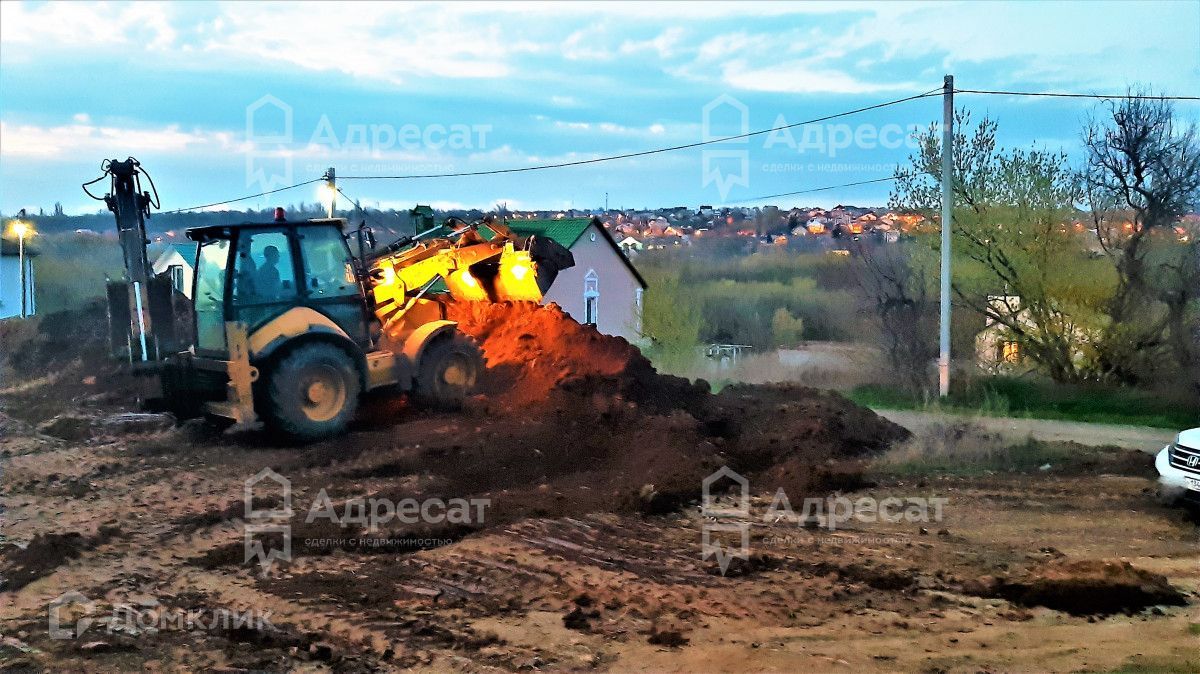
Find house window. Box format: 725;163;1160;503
1000;340;1020;363
634;287;644;334
583;269;599;325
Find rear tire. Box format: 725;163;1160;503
264;342;360;441
412;333;482;410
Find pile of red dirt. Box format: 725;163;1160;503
447;301;709;413
436;301;908;510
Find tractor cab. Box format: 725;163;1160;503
187;218;374;359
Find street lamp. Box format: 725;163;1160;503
8;209;33;318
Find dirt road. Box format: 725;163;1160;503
876;409;1177;454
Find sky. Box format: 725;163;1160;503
0;0;1197;216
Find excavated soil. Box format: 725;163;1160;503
446;301;710;414
967;559;1189;616
0;526;122;591
440;300;908;515
3;300;908;557
4;301;1196;672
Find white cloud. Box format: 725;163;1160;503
561;27;614;62
552;119;684;137
200;4;530;83
4;1;1193;95
0;2;176;50
720;58;918;95
618;27;685;59
0;120;238;159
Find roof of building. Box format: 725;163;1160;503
505;217;593;249
148;242;196;267
508;217;646;289
169;242;196;261
162;242;195;259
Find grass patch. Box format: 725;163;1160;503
872;421;1073;477
849;376;1198;429
1188;622;1200;636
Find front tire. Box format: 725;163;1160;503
412;333;482;410
264;342;360;441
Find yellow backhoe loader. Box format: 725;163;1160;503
89;159;573;440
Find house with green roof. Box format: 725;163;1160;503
505;216;647;341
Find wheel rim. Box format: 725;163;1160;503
299;364;347;422
440;352;474;389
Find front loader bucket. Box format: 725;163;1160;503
524;235;575;294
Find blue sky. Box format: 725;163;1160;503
1;1;1197;215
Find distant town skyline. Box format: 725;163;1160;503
1;1;1197;216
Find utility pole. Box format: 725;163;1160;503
938;74;954;397
324;166;337;218
16;219;28;319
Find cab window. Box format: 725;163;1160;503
299;226;358;297
233;230;297;305
194;238;230;352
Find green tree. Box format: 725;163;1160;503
639;267;702;366
892;111;1108;383
770;307;804;347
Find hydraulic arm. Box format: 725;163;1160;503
82;158;183;362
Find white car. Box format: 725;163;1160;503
1156;427;1200;506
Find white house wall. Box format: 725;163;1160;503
151;250;194;299
541;223;643;341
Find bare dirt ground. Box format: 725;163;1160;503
1;303;1198;673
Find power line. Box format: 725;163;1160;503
721;176;898;205
160;177;324;214
337;88;944;181
154;83;1199;214
955;88;1200;101
334;185;404;238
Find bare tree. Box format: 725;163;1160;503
853;239;938;395
1084;92;1200;385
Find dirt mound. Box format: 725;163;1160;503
447;301;709;414
967;560;1187;616
1;300;144;424
4;300;111;377
286;302;910;536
